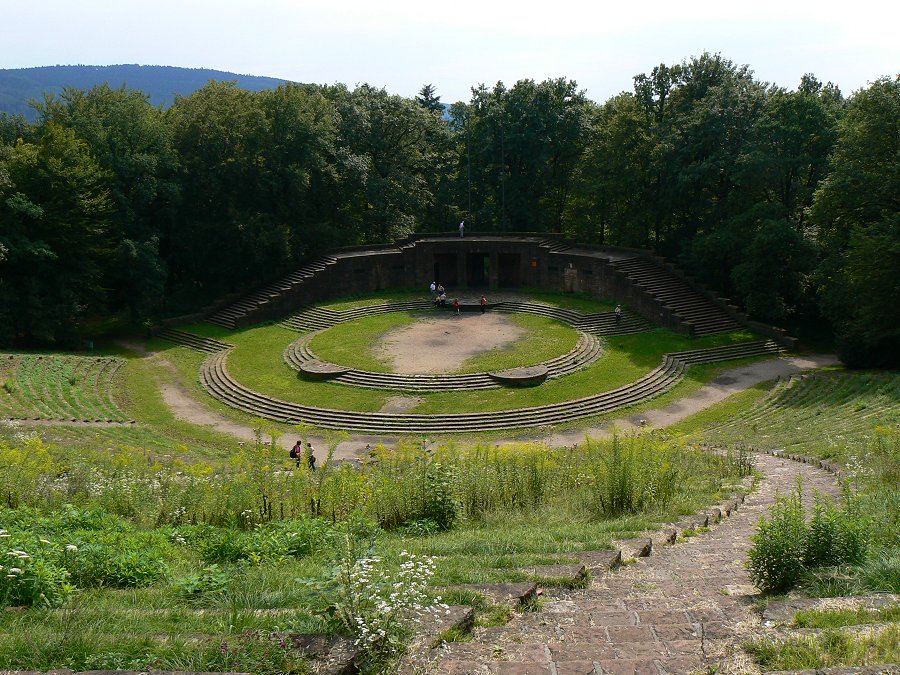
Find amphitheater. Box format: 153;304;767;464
152;233;796;435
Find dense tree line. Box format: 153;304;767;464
0;54;896;365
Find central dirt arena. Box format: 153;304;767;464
375;313;525;373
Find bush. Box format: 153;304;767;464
805;494;869;568
749;486;808;593
589;436;679;517
0;546;74;608
180;517;336;565
749;483;872;594
66;538;169;588
173;564;229;603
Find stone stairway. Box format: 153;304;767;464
608;257;741;336
421;452;843;674
282;332;605;391
156;328;233;353
206;255;340;329
199;340;783;433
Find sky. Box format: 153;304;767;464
3;0;898;103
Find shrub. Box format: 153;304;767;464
749;486;808;593
173;564;229;603
0;535;74;608
805;494;869;568
749;483;872;594
589;436;679;517
66;539;169;588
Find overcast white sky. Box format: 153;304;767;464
3;0;898;103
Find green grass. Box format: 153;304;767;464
0;353;130;422
308;312;422;372
793;605;900;628
744;625;900;671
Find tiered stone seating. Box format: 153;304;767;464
199;340;783;433
206;255;339;328
156;328;232;353
608;256;742;335
282;332;605;391
495;300;652;335
281;300;432;332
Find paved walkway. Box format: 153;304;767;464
425;452;841;674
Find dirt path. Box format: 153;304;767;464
541;353;839;448
428;452;843;673
155;353;838;462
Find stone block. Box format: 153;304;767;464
452;582;538;608
613;538;652;559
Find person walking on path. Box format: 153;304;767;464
458;220;465;237
453;298;460;314
481;295;487;314
615;303;622;325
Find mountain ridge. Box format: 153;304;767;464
0;64;292;119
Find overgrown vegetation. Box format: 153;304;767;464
0;422;747;672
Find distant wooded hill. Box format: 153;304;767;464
0;64;290;119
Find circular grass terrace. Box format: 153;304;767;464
206;291;763;419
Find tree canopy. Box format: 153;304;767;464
0;59;896;366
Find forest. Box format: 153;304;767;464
0;53;897;367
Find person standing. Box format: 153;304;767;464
289;440;303;467
453;298;460;314
615;304;622;325
458;220;465;238
481;295;487;314
430;281;437;301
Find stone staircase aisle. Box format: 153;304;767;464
420;453;841;674
608;257;741;336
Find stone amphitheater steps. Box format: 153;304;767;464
609;256;742;335
282;332;605;391
206;255;340;328
155;328;232;353
495;301;652;335
200;340;782;433
282;300;433;332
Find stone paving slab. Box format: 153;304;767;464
572;550;622;575
519;564;588;585
451;582;538;608
613;538;652;559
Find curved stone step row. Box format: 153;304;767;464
494;301;652;335
281;332;604;391
609;256;742;335
206;255;339;328
199;340;782;433
156;328;233;353
281;299;433;332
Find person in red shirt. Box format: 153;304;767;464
453;298;460;314
481;295;487;314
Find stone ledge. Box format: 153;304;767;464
299;360;352;380
449;582;538;608
488;365;549;387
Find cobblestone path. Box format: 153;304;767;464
425;453;841;674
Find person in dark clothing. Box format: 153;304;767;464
615;304;622;325
305;443;316;471
481;295;487;314
290;440;303;467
